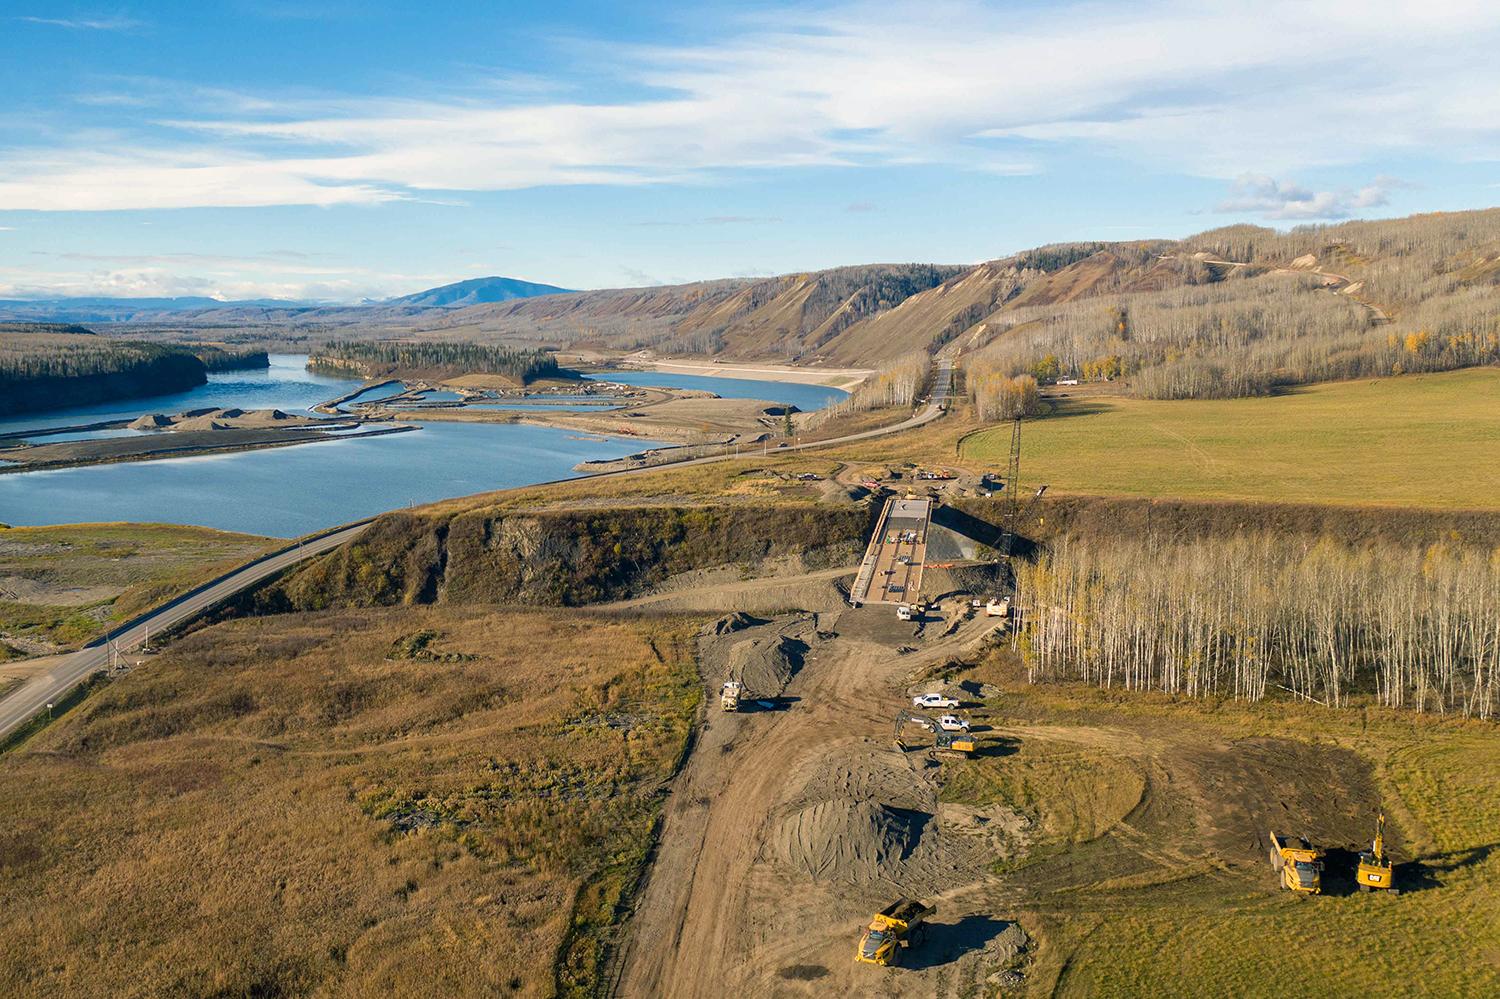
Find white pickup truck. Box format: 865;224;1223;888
912;693;960;710
938;713;971;732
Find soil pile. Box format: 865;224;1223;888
708;611;763;637
772;799;927;883
127;414;173;429
726;634;805;696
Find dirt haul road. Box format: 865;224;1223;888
616;606;1012;998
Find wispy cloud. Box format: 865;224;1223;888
18;14;141;31
1215;174;1407;220
4;1;1499;211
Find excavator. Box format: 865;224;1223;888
1356;813;1398;893
894;710;977;760
856;898;934;966
1269;830;1324;895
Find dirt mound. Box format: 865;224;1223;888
772;799;927;882
707;611;764;636
127;414;173;429
726;633;806;696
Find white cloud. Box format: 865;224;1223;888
1215;174;1403;221
2;1;1498;212
17;14;141;31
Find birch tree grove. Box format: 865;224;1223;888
1013;534;1500;718
809;351;931;425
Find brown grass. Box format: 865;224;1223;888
0;606;703;998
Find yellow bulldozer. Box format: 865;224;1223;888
1269;830;1324;895
1356;813;1398;893
855;898;934;966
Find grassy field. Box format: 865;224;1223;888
941;657;1500;997
0;606;702;998
0;523;271;656
958;368;1500;509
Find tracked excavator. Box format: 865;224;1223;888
894;709;976;760
1356;813;1398;893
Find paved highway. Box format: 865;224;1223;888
0;358;955;743
0;522;371;742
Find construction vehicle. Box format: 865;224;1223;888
856;898;934;966
933;730;977;759
895;710;976;760
719;680;743;712
1269;831;1324;894
1356;813;1397;892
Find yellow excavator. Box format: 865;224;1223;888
1269;830;1324;895
1356;813;1398;893
856;898;934;966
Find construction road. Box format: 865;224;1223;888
0;360;953;744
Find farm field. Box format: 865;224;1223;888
0;523;271;660
959;368;1500;509
0;606;701;998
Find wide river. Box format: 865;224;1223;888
0;355;845;537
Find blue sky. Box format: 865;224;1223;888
3;0;1499;301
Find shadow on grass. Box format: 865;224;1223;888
1393;842;1498;893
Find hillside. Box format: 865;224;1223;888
31;208;1500;387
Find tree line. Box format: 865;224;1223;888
308;341;560;382
1012;533;1500;719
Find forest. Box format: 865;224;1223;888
1012;533;1500;719
191;345;269;372
308;341;560;382
0;330;207;415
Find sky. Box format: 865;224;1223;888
3;0;1499;302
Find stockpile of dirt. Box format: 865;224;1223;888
127;414;173;429
772;800;925;882
727;634;806;696
707;611;763;636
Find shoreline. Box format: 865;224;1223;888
626;357;872;391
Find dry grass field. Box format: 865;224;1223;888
0;523;271;658
0;606;702;998
940;658;1500;997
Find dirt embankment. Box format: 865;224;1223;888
246;502;872;613
950;494;1500;550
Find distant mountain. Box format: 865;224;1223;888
0;296;308;323
384;276;570;308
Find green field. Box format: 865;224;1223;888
960;368;1500;509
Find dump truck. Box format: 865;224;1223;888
856;898;934;966
1356;813;1397;892
1270;831;1324;894
720;680;743;712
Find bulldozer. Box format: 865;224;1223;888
1269;830;1324;895
1356;813;1398;893
855;898;934;966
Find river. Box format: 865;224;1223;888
0;355;845;537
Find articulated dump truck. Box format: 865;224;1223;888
856;898;934;966
1269;831;1324;895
